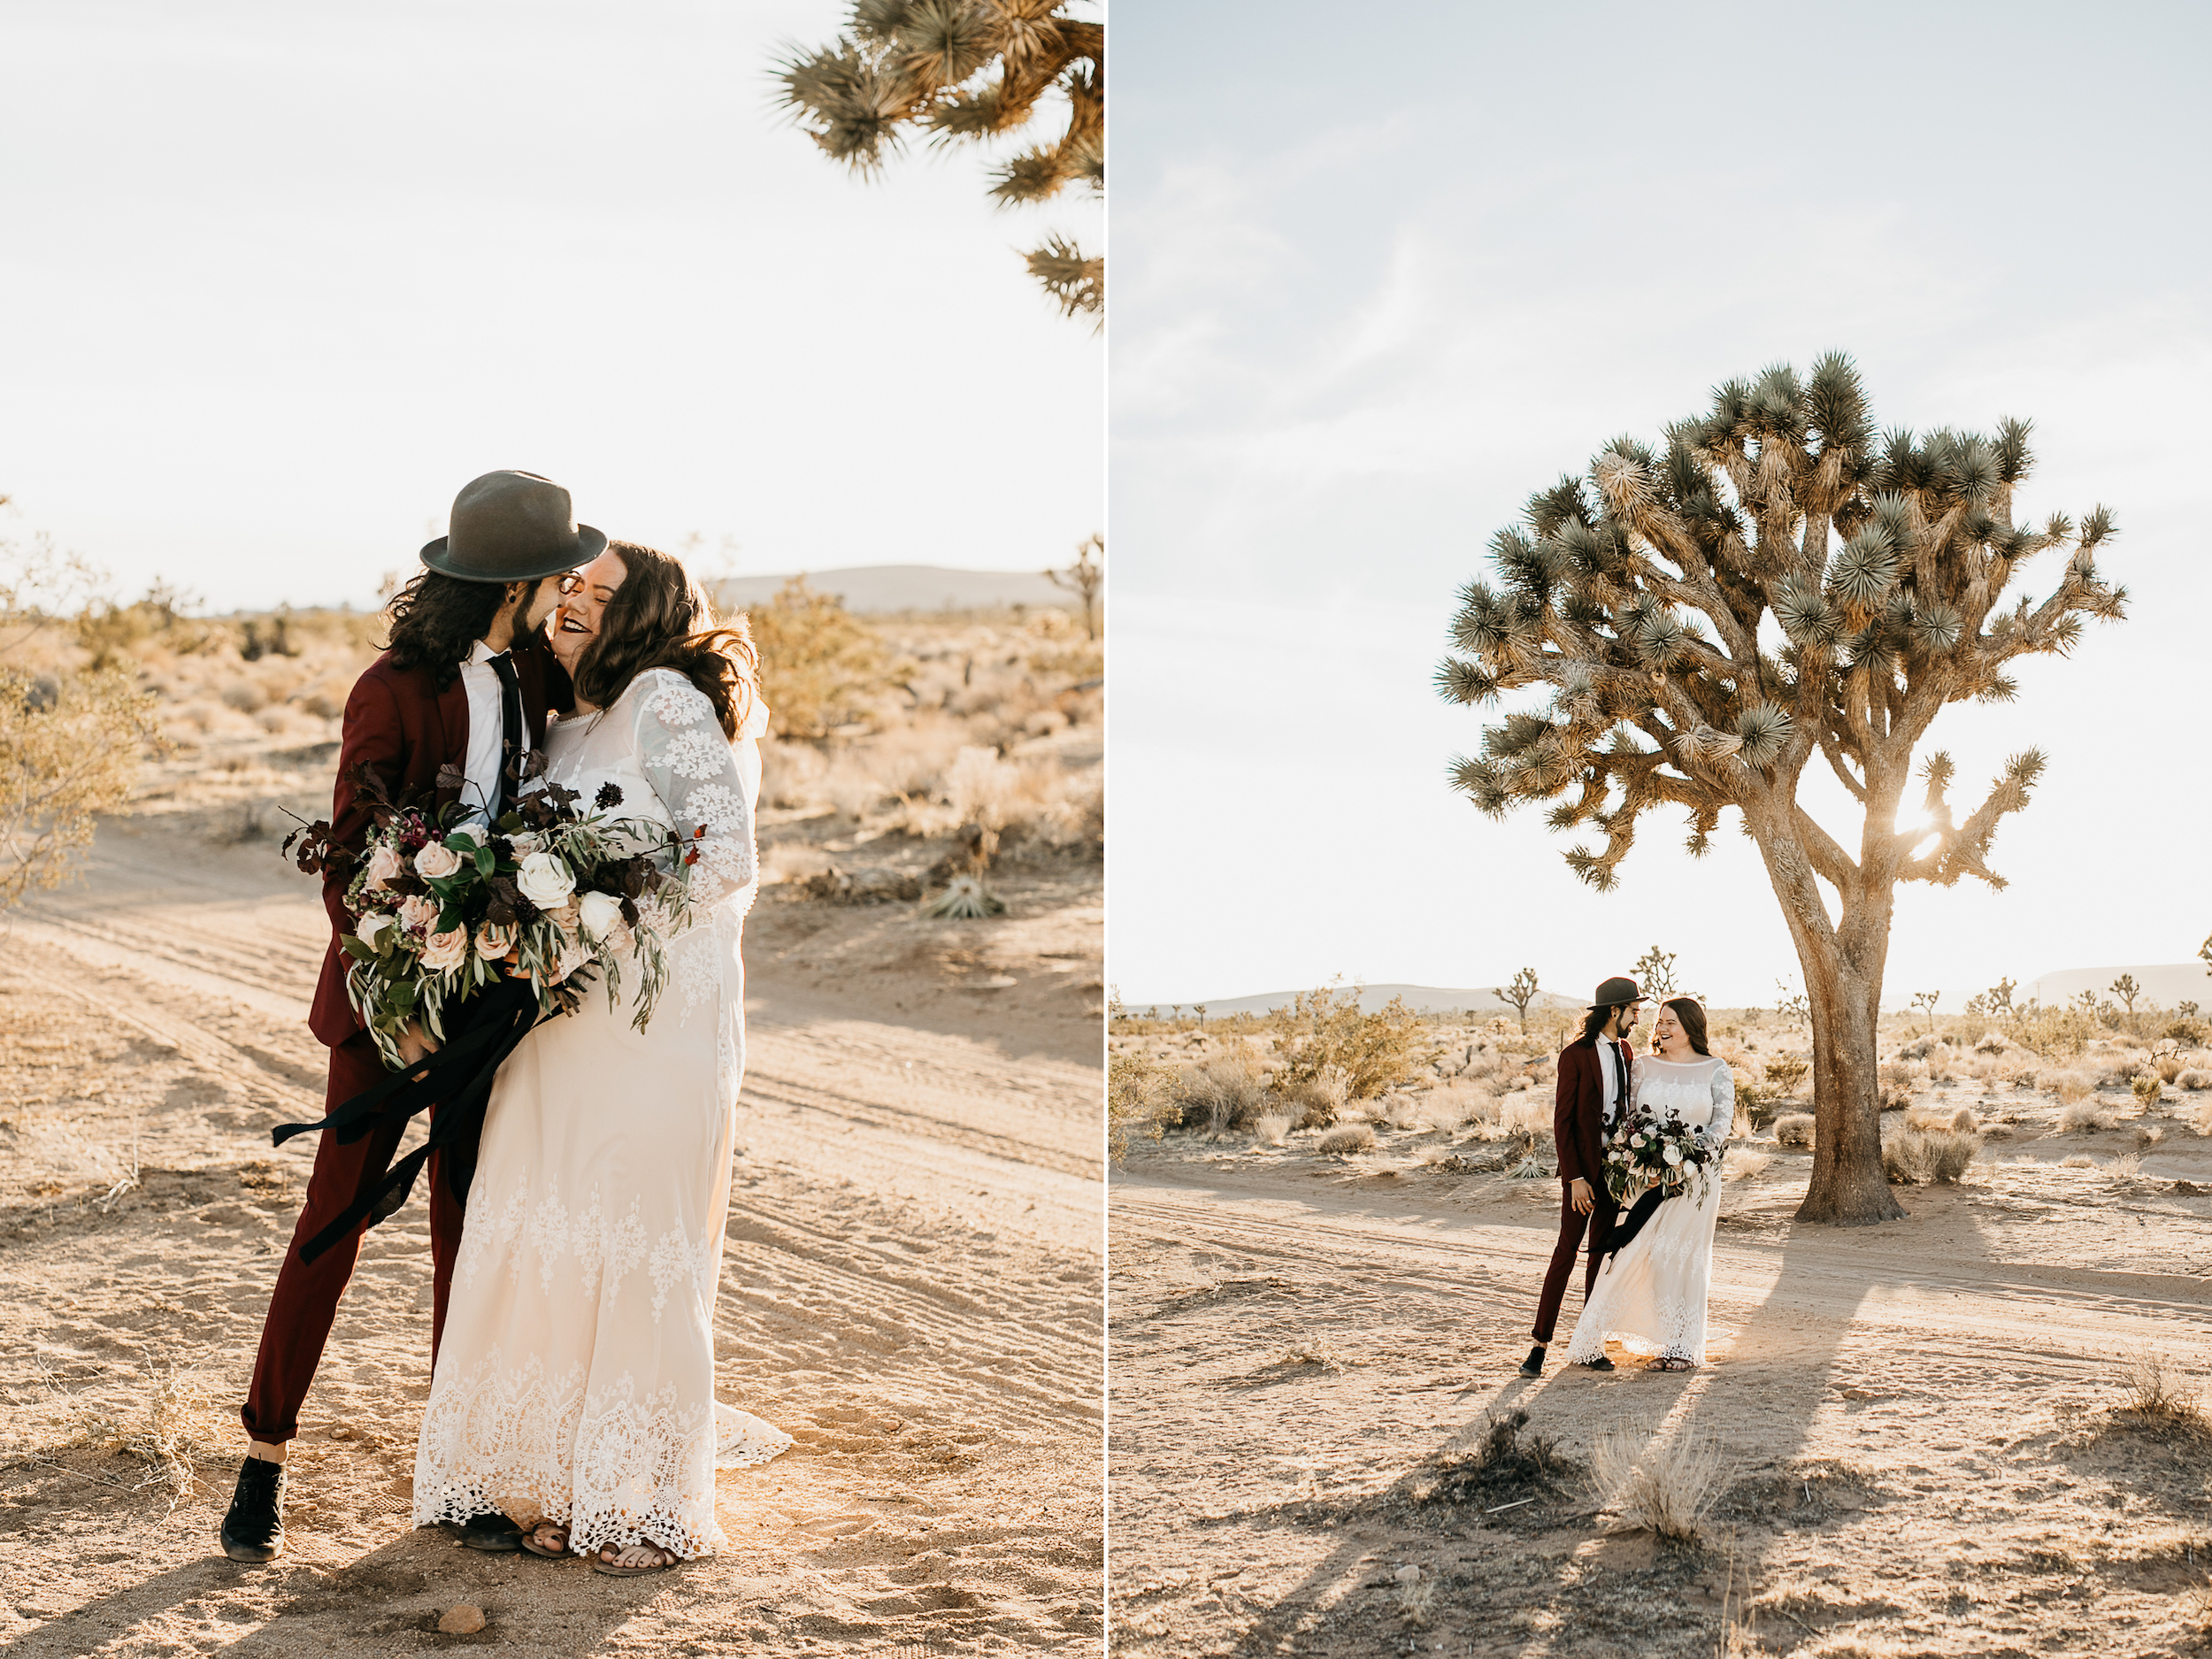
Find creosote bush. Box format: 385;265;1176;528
1270;983;1429;1102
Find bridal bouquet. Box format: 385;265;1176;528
286;757;701;1070
1601;1106;1720;1204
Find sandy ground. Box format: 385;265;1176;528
1109;1099;2212;1658
0;816;1102;1655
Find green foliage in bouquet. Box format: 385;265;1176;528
286;757;701;1070
1602;1105;1720;1204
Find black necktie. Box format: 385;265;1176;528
1607;1042;1627;1122
487;652;523;819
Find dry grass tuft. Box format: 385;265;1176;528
2180;1070;2212;1093
1904;1104;1977;1133
1316;1123;1375;1155
2106;1151;2145;1179
1882;1126;1980;1185
1249;1111;1291;1148
2045;1067;2098;1107
2120;1350;2207;1429
47;1356;234;1507
1721;1148;1770;1183
1394;1567;1434;1627
2057;1098;2115;1134
1274;1069;1347;1130
1592;1422;1724;1544
1772;1112;1816;1148
1496;1091;1550;1136
2058;1153;2094;1169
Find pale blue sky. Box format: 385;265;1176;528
0;1;1102;610
1110;1;2211;1010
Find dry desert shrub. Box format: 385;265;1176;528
1430;1079;1498;1128
2044;1068;2098;1107
1875;1062;1916;1111
2059;1153;2093;1169
2106;1151;2144;1179
1379;1095;1432;1132
1773;1113;1816;1148
1250;1111;1291;1148
1592;1423;1724;1544
1417;1409;1581;1508
1498;1091;1551;1136
1394;1568;1434;1627
1722;1148;1771;1183
2133;1071;2165;1110
1882;1126;1980;1185
1108;1048;1176;1158
50;1357;232;1506
2137;1122;2167;1148
2159;1052;2187;1084
1275;1068;1348;1130
1317;1123;1376;1155
1271;983;1429;1102
2057;1099;2115;1134
1170;1054;1271;1135
2120;1350;2207;1428
1904;1104;1977;1133
2182;1070;2212;1094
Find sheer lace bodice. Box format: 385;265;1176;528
1628;1054;1735;1149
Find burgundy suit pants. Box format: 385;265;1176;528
239;1029;465;1443
1530;1181;1619;1345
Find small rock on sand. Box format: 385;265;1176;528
437;1604;487;1634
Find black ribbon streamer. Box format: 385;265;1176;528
272;976;548;1263
1601;1181;1673;1262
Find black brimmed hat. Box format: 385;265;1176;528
420;470;606;583
1588;976;1642;1010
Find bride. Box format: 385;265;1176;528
411;541;788;1573
1563;996;1734;1372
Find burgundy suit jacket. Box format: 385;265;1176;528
1553;1036;1634;1187
307;635;568;1048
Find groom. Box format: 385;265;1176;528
220;471;599;1563
1519;975;1643;1379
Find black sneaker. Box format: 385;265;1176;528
1576;1354;1616;1371
1518;1345;1546;1379
459;1511;524;1552
220;1455;287;1563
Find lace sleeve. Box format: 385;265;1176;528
629;672;757;906
1628;1053;1648;1110
1705;1057;1736;1144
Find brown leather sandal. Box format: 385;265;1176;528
518;1523;571;1558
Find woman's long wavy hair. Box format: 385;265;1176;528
572;541;761;738
1663;996;1712;1056
384;572;541;689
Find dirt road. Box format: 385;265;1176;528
0;818;1102;1655
1110;1145;2212;1657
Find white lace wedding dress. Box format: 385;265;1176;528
1564;1053;1736;1367
411;668;790;1560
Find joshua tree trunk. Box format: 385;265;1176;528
1745;787;1906;1225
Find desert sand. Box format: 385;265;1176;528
0;804;1103;1655
1110;1072;2212;1657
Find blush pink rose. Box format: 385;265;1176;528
415;841;463;880
364;843;404;890
475;922;517;960
419;926;468;972
398;895;439;935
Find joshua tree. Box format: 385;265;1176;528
1437;354;2125;1225
1047;533;1102;639
2109;972;2143;1033
1632;945;1678;999
1498;967;1540;1033
775;2;1103;320
1909;989;1940;1036
1774;978;1809;1029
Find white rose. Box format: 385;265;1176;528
357;912;392;948
1663;1143;1684;1166
516;850;576;909
415;841;463;880
508;830;544;857
577;890;624;938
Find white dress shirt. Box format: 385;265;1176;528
456;640;512;824
1600;1039;1625;1125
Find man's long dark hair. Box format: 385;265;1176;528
384;571;541;689
572;542;762;738
1577;1005;1619;1046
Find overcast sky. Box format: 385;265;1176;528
0;0;1102;611
1110;1;2211;1011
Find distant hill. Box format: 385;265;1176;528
712;565;1068;616
1138;983;1586;1018
2022;963;2209;1009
